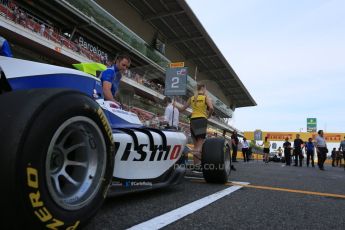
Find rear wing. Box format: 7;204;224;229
72;62;107;77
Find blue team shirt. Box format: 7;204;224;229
305;142;314;151
100;65;122;96
0;37;13;57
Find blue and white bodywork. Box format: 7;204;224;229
0;56;187;194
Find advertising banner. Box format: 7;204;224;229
244;131;344;143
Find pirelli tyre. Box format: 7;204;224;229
0;89;114;229
202;138;231;183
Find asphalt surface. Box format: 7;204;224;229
84;161;345;230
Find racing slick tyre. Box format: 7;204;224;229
202;138;231;183
0;89;114;229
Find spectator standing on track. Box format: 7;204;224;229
339;136;345;170
0;35;13;57
177;83;214;170
231;131;239;162
283;137;292;166
305;138;315;167
277;146;283;158
163;97;179;130
336;149;342;167
293;134;304;167
241;137;249;162
315;130;328;171
100;54;131;103
261;136;271;163
331;148;337;167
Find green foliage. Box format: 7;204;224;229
249;140;263;153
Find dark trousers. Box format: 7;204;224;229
242;148;248;162
232;145;238;161
294;148;303;166
343;151;345;169
284;150;291;165
317;147;327;169
336;158;342;166
306;150;314;167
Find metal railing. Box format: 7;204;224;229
64;0;170;69
0;2;104;62
0;1;235;133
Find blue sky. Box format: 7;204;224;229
186;0;345;133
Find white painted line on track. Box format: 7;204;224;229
127;182;248;230
184;176;205;180
184;176;250;186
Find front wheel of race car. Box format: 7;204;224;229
202;138;231;183
0;89;114;229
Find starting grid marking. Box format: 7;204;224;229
187;176;345;199
127;176;345;230
127;180;249;230
227;182;345;199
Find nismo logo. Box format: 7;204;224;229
116;142;182;162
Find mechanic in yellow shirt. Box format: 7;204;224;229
178;84;214;169
261;136;271;163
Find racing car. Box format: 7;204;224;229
0;57;231;229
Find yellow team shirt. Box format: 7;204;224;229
191;95;207;118
263;141;270;148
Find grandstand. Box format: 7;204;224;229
0;0;256;138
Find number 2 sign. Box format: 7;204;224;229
164;67;187;96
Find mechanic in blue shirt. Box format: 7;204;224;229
101;53;131;102
0;35;13;57
305;138;315;167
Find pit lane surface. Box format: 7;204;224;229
85;161;345;230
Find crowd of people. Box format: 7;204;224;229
0;1;105;62
9;1;343;175
1;1;231;133
227;130;345;173
259;131;345;171
280;130;340;170
331;147;343;167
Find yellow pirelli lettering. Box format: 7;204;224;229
66;221;80;230
34;207;52;222
46;218;65;229
27;166;74;229
97;107;113;142
29;190;43;208
27;167;39;189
